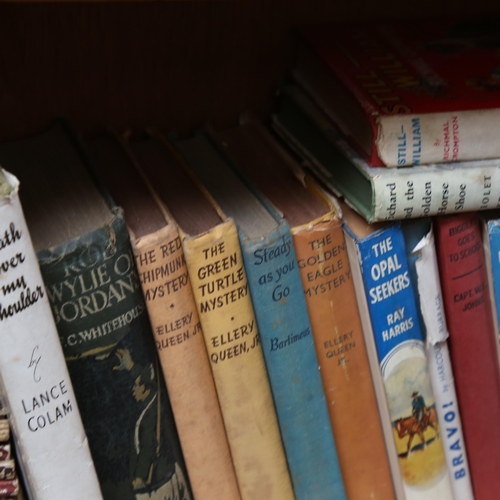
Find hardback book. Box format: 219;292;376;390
172;129;346;500
0;169;103;500
342;205;453;500
0;123;191;500
403;220;474;500
126;132;295;500
210;117;395;500
84;132;242;500
435;213;500;500
273;85;500;222
294;18;500;167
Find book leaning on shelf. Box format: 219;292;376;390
123;131;295;500
435;213;500;500
272;85;500;222
83;131;242;500
294;18;500;167
0;169;102;499
172;128;346;500
0;123;191;500
342;203;454;500
208;116;397;500
402;220;474;500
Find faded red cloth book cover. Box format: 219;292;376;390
297;18;500;166
435;213;500;500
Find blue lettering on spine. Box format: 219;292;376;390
412;117;421;165
397;126;407;165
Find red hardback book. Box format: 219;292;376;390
435;213;500;500
295;18;500;167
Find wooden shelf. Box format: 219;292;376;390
1;1;500;138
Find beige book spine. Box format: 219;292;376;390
0;420;8;443
182;219;295;500
131;223;241;500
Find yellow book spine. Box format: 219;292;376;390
132;223;241;500
182;219;295;500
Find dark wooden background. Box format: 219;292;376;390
1;0;499;139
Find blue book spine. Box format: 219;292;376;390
486;219;500;331
240;220;346;500
348;223;451;497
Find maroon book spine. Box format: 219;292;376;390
0;447;9;462
435;213;500;500
0;479;18;496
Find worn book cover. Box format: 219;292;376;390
296;17;500;166
403;221;474;500
173;130;347;500
212;118;395;500
128;132;294;500
273;85;500;222
344;209;453;500
435;213;500;500
0;169;102;500
0;123;191;500
86;132;241;500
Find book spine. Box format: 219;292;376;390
37;209;191;500
0;171;103;500
377;109;500;167
0;447;10;462
0;479;18;496
353;223;453;500
371;167;500;222
131;224;241;500
181;219;294;500
0;461;15;481
406;225;474;500
344;230;406;500
241;221;345;500
483;218;500;365
292;216;395;500
274;85;500;222
435;213;500;500
0;423;8;445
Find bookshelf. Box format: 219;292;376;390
2;2;500;499
1;0;500;141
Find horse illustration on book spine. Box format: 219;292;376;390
394;391;440;457
382;341;447;487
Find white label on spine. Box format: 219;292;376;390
413;228;474;500
378;108;500;167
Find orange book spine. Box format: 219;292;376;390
132;223;241;500
292;214;395;500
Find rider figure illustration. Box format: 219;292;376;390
412;391;427;427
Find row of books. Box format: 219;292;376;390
1;111;498;500
283;16;500;500
3;15;500;500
